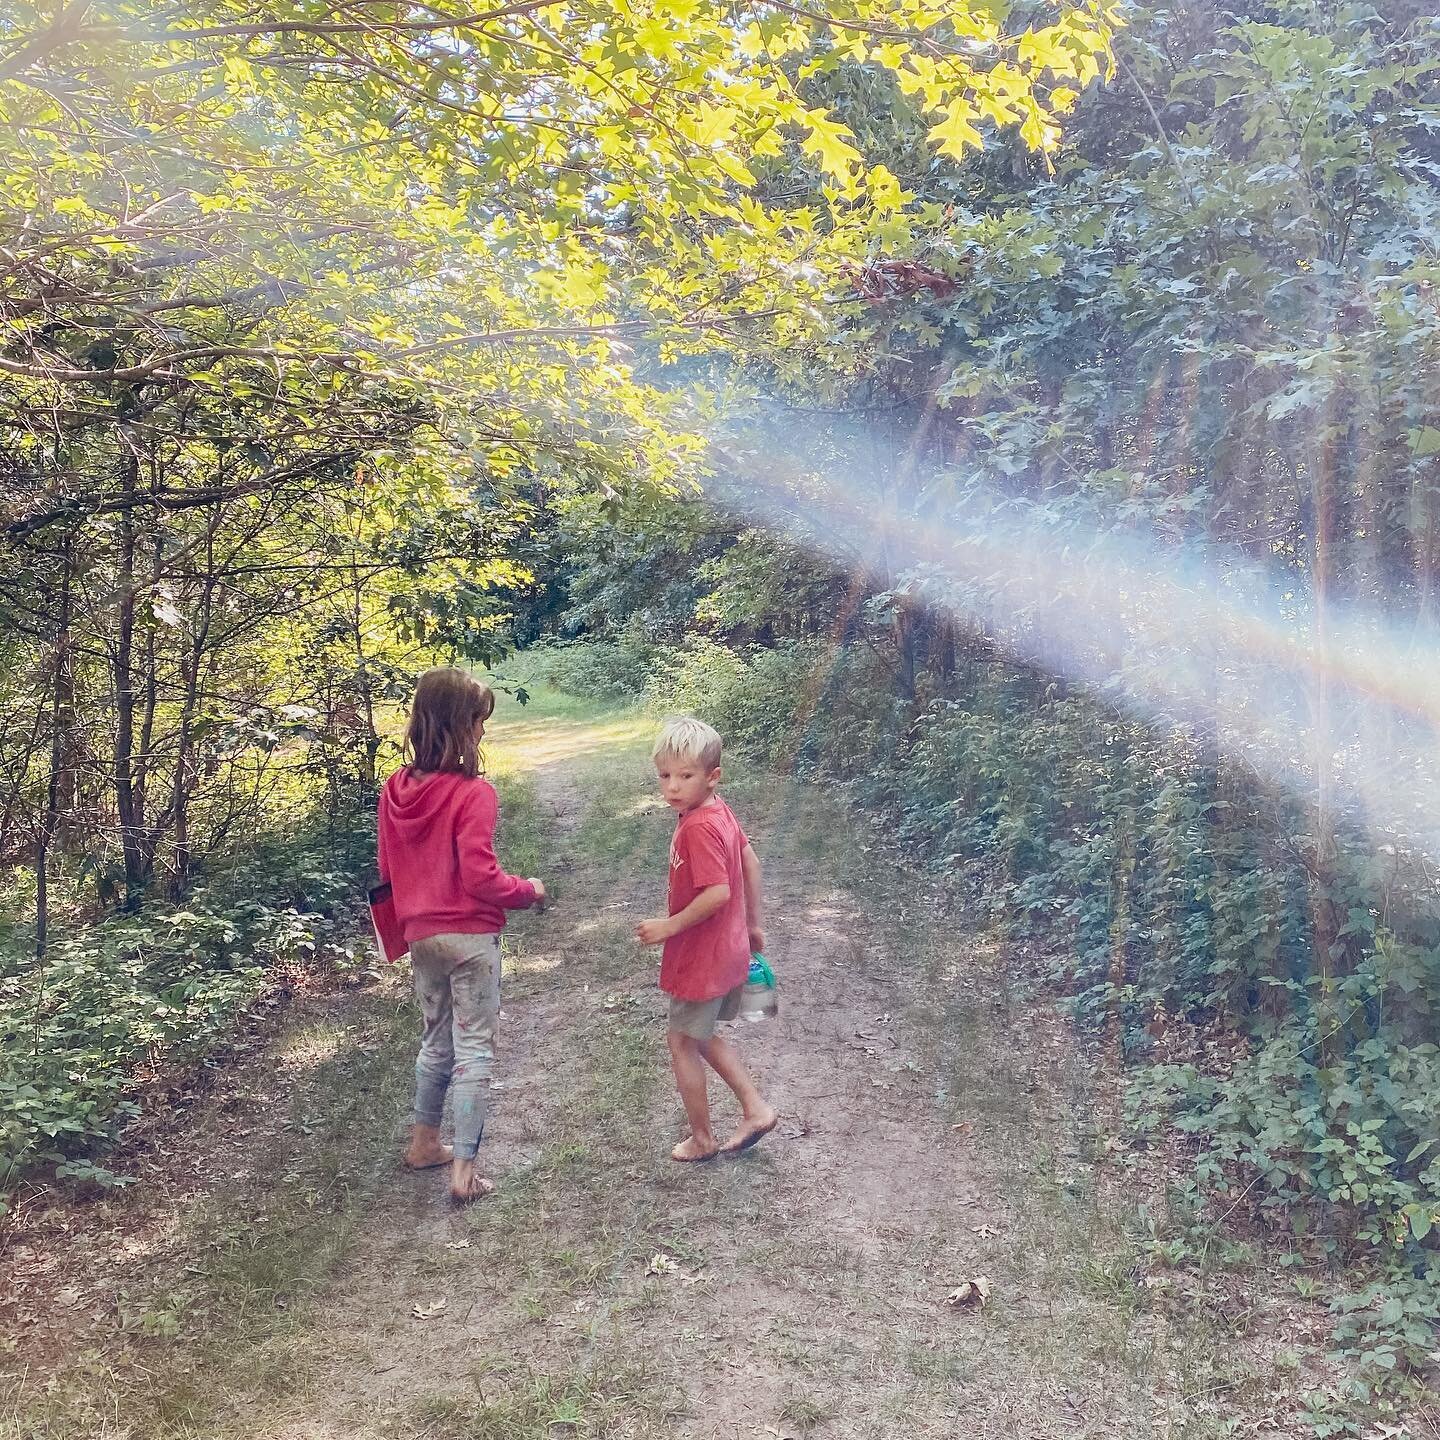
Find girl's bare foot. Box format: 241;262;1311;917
671;1135;719;1162
720;1107;779;1155
450;1156;495;1203
404;1122;454;1170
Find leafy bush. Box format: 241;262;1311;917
644;638;834;763
517;635;655;700
529;632;839;764
0;811;374;1205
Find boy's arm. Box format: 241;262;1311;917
741;841;764;953
636;884;729;946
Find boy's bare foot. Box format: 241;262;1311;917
720;1107;779;1155
449;1157;496;1203
671;1136;719;1162
404;1123;454;1170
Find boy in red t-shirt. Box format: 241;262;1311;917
636;718;779;1162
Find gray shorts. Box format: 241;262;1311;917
668;983;744;1041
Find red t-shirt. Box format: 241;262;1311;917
660;798;751;1002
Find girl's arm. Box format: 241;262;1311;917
377;791;391;882
456;786;538;909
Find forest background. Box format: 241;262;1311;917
3;0;1440;1426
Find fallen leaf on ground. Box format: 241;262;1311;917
646;1253;679;1276
950;1122;974;1137
411;1299;447;1319
444;1239;471;1250
943;1276;992;1309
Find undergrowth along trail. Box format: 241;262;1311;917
3;687;1341;1438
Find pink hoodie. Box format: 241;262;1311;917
377;768;537;944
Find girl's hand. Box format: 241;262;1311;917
748;925;766;954
529;878;547;908
635;917;672;946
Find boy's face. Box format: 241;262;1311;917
654;752;721;814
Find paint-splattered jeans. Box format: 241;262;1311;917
409;932;501;1161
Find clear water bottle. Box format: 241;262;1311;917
738;952;779;1022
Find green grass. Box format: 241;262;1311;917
5;1018;405;1434
778;1389;833;1432
397;1355;684;1439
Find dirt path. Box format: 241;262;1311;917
2;693;1302;1440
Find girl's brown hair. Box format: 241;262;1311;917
404;668;495;778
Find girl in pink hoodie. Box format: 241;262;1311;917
378;668;546;1203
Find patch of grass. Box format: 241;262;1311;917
400;1355;684;1439
779;1389;833;1432
572;756;668;869
898;1341;969;1384
1076;1252;1140;1308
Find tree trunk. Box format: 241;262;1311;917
170;549;217;897
133;532;162;878
113;449;146;905
1307;410;1350;1068
35;545;74;958
350;541;381;792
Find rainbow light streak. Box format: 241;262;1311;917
715;439;1440;857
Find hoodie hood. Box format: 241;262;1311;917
381;768;477;844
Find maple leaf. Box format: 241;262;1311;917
929;101;983;161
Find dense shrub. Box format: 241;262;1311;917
517;635;655;700
0;812;374;1204
645;638;835;764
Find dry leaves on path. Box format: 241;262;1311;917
943;1277;992;1309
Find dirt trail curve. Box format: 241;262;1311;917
2;698;1295;1440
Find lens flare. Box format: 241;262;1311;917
712;420;1440;859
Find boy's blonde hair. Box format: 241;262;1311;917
651;716;723;771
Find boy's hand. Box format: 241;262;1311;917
529;878;547;908
635;917;673;946
748;925;765;954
